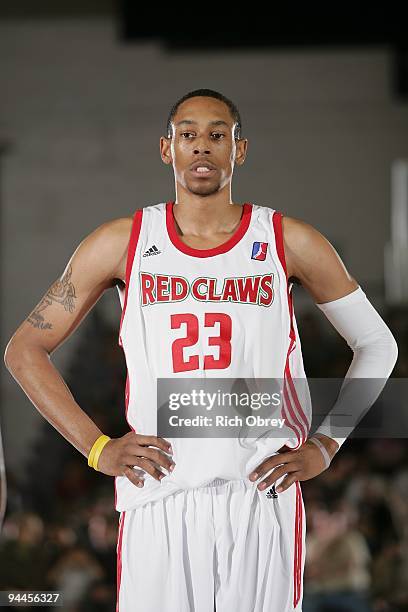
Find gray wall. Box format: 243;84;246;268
1;18;408;476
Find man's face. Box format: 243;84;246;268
160;96;247;197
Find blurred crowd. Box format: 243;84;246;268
0;300;407;611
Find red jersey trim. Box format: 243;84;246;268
116;510;126;612
114;369;136;512
118;209;143;347
272;210;296;342
166;201;252;257
273;210;309;447
282;347;304;446
293;481;304;608
115;212;141;512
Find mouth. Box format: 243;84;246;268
189;162;217;179
189;167;217;178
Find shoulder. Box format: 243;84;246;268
79;214;135;285
280;214;359;301
280;214;319;280
96;204;162;277
281;214;317;248
281;213;341;268
91;214;134;251
100;205;167;281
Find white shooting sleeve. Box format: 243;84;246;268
313;286;399;449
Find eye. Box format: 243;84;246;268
180;132;225;139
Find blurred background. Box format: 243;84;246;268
1;2;407;611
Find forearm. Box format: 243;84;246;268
313;286;398;449
4;341;104;458
314;342;397;449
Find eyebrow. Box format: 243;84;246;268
175;119;230;128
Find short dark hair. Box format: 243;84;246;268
166;88;242;140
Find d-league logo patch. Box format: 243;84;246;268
251;241;268;261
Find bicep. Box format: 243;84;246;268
7;219;129;355
283;216;359;304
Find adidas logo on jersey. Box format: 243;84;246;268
142;245;161;257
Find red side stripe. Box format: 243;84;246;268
293;483;298;606
116;511;126;612
285;361;309;442
298;484;302;602
274;210;302;445
123;370;135;432
125;372;130;420
285;287;310;438
274;206;305;609
283;339;305;446
282;377;301;446
114;371;132;512
295;481;304;607
118;209;143;347
293;481;303;608
114;371;135;515
272;211;296;342
115;212;142;511
273;210;309;445
298;482;306;596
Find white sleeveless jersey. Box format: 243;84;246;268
114;201;312;511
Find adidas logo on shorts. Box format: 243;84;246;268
142;245;161;257
266;484;278;499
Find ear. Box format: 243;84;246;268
160;136;173;165
235;138;248;166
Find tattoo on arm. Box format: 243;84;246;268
27;265;77;330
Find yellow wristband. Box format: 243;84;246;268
88;435;105;468
88;434;111;470
87;439;99;467
89;435;111;470
92;436;111;471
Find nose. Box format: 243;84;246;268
194;146;211;154
193;134;211;155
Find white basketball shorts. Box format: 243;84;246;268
116;477;305;611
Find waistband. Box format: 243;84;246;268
205;477;237;487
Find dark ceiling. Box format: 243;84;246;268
1;2;407;99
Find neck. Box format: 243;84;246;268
172;197;243;237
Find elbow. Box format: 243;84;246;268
351;326;399;377
388;333;399;372
4;337;20;372
4;335;49;374
373;327;399;375
4;336;33;373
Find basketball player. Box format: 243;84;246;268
4;89;398;611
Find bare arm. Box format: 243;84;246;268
3;216;174;486
3;217;130;457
